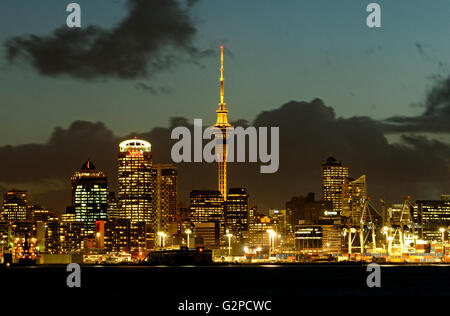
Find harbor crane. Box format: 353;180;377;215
345;196;420;255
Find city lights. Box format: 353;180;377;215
0;27;448;275
185;229;192;248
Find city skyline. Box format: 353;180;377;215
0;101;448;212
0;1;449;214
3;2;450;301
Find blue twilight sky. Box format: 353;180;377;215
1;0;450;145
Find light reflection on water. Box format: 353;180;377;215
9;263;450;269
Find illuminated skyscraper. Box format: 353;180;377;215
248;214;275;246
321;157;349;216
2;189;27;221
152;164;177;234
190;190;225;238
27;205;58;222
414;197;450;241
45;221;86;254
71;160;108;234
107;191;119;219
225;188;249;242
213;46;233;200
117;139;154;225
286;193;325;226
342;175;367;223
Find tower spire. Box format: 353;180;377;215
219;45;225;109
216;46;230;126
213;46;232;201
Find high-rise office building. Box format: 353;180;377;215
322;225;344;254
414;197;450;241
130;221;154;251
153;164;177;234
321;157;349;216
45;221;86;254
294;225;323;251
0;221;8;250
342;175;367;223
71;160;108;234
286;193;331;228
225;188;249;242
104;218;131;252
27;204;59;222
190;190;225;238
213;46;233;201
62;206;76;222
194;222;219;247
107;191;119;219
269;209;287;236
248;214;275;246
117;139;154;225
2;189;27;221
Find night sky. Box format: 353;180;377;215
0;0;449;211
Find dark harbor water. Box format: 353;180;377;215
2;264;450;312
2;264;450;295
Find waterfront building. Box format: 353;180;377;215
268;209;287;236
194;222;219;247
321;157;349;216
2;189;28;221
342;175;367;223
414;197;450;241
107;192;119;220
27;205;59;222
71;160;108;234
225;188;249;242
44;221;86;254
286;193;331;228
248;214;275;247
152;164;177;234
294;225;323;252
104;218;131;252
117;139;154;225
190;190;225;238
322;225;344;254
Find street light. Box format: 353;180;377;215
225;229;233;258
388;236;394;254
383;226;389;252
185;229;192;249
96;232;101;250
157;232;167;250
267;229;276;260
440;227;446;257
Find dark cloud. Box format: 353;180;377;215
0;100;448;212
385;44;450;133
244;99;449;208
4;0;211;80
384;44;450;134
383;75;450;133
414;42;448;71
135;82;171;95
415;42;425;56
